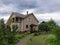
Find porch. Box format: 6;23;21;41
30;24;38;32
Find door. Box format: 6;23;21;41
30;25;34;33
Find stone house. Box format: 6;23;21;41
6;11;39;32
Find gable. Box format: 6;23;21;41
30;14;39;24
6;12;39;25
32;14;39;23
24;13;39;23
23;14;39;25
6;12;15;25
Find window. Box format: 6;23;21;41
16;17;18;22
12;18;14;22
26;25;28;28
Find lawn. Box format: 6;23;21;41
25;33;56;45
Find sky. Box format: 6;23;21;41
0;0;60;25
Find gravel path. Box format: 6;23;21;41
16;34;33;45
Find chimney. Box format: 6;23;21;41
27;11;28;15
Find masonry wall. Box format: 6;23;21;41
22;14;38;31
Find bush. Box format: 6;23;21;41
34;32;41;36
39;21;50;32
54;27;60;45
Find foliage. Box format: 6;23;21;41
12;25;18;32
34;31;41;36
25;34;51;45
39;21;50;32
7;25;18;44
0;19;18;45
32;19;59;45
0;19;7;45
15;32;30;43
47;19;56;26
0;18;30;45
38;19;57;32
53;26;60;45
25;19;60;45
48;34;57;45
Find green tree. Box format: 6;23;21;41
0;19;8;45
7;25;18;44
39;21;50;32
47;19;57;26
47;19;57;32
0;19;18;45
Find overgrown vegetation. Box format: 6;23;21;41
38;19;60;45
0;18;60;45
0;19;30;45
38;21;51;32
26;19;60;45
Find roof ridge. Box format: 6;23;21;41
12;12;25;15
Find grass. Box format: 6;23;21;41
47;34;57;45
25;33;56;45
15;32;30;43
11;31;30;45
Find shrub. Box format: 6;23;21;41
39;21;50;32
0;19;7;45
54;27;60;45
34;31;40;36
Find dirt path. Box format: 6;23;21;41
16;34;33;45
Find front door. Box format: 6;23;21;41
30;25;33;30
30;25;34;33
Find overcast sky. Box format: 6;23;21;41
0;0;60;25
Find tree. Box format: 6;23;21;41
7;25;18;44
0;19;8;45
12;25;18;33
0;19;18;45
39;21;50;32
47;19;56;26
47;19;57;32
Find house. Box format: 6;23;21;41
6;11;39;32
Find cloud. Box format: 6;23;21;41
0;14;10;23
35;12;60;25
0;0;60;13
34;0;60;13
0;0;60;25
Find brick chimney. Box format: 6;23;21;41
27;11;28;15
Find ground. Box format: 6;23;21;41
16;34;33;45
25;33;56;45
16;33;56;45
